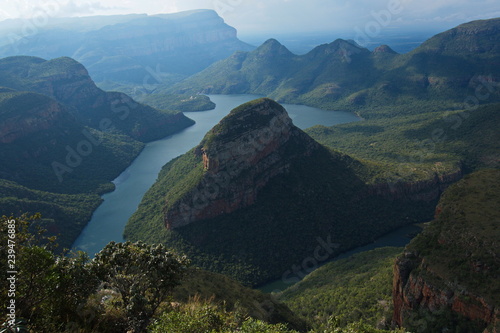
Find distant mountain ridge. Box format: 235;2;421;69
170;18;500;118
0;10;254;84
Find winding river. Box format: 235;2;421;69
72;94;361;256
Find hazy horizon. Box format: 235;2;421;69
1;0;499;38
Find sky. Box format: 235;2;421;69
1;0;500;36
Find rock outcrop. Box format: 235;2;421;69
392;170;500;332
363;168;463;202
164;98;321;229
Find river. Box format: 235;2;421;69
72;94;361;256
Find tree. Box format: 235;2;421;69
0;214;99;331
91;241;189;332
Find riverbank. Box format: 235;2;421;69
72;95;360;256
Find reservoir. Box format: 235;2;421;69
72;94;361;256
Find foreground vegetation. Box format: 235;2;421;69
0;214;304;332
280;247;403;331
1;214;412;333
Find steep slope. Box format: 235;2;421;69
174;268;307;331
0;56;194;142
279;247;402;331
393;170;500;332
0;89;143;248
0;179;102;248
0;89;144;194
0;56;194;248
0;10;253;84
171;18;500;118
125;98;451;286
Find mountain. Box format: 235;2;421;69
0;56;194;142
0;56;195;249
124;98;456;286
0;10;254;85
393;169;500;332
170;18;500;118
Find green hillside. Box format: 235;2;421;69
0;90;144;194
0;56;195;142
279;247;402;331
0;180;102;249
170;18;500;119
125;99;439;286
306;103;500;183
394;169;500;332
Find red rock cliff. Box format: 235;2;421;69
164;98;320;229
392;170;500;332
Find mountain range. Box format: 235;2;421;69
0;11;499;332
0;10;253;86
169;18;500;119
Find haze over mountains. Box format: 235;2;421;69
0;10;253;85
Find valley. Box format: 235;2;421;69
0;8;498;333
73;94;360;256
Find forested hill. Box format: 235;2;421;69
0;56;194;249
169;18;500;118
124;98;455;286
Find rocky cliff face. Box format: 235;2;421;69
392;170;500;333
393;253;499;332
363;168;463;202
164;98;321;229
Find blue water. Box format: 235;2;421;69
71;95;361;256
